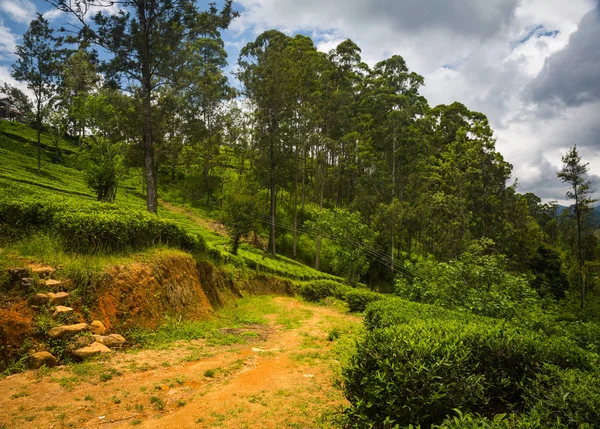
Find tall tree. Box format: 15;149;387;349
558;145;597;309
47;0;238;213
59;49;99;138
238;30;293;257
11;13;60;173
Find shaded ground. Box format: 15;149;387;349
0;297;362;429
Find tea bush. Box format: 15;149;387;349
298;280;349;302
0;193;205;254
342;317;598;428
363;297;480;331
344;289;383;312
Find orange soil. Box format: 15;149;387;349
0;297;361;429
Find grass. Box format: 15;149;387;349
203;368;217;378
0;119;345;283
150;396;165;410
127;295;284;349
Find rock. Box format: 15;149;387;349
72;342;113;359
43;279;63;290
47;292;69;306
74;335;95;348
29;293;50;307
48;323;89;339
92;334;126;348
30;351;58;369
20;278;36;289
8;268;30;283
30;266;55;279
52;306;73;318
90;320;106;335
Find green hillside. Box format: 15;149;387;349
0;120;339;282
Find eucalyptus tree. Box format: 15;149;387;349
181;35;236;201
47;0;238;213
421;103;513;260
11;13;61;173
59;49;99;138
282;35;329;257
238;30;294;257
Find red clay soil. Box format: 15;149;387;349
0;297;362;429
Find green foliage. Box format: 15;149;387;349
220;177;261;255
308;208;373;284
298;280;349;302
363;297;479;331
395;241;540;320
82;137;126;203
0;190;205;254
342;315;597;428
428;409;556;428
344;289;382;313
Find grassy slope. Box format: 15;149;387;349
0;120;338;282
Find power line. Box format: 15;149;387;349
159;182;414;277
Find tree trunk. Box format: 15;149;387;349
315;165;325;270
36;98;41;173
139;3;158;214
293;180;298;258
269;133;276;257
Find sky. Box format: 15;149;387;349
0;0;599;204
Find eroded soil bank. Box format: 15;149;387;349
0;251;296;369
0;297;362;429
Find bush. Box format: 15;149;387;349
342;318;597;428
525;365;600;428
344;289;382;312
0;193;205;254
363;297;478;331
395;245;541;321
298;280;348;302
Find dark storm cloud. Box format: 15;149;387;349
236;0;520;39
527;7;600;107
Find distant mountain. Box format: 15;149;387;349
556;205;600;223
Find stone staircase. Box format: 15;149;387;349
8;266;127;369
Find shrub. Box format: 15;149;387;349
344;289;382;312
363;297;477;331
342;318;596;428
395;246;541;321
0;193;205;254
524;365;600;428
298;280;348;302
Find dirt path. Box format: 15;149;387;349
160;201;228;237
0;298;362;429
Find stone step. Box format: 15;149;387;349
52;305;74;318
29;292;70;307
29;266;55;279
8;268;30;283
72;342;113;359
48;323;89;339
92;334;126;348
29;351;59;369
43;279;64;289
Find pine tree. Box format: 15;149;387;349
558;145;597;309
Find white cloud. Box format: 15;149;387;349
227;0;599;201
0;20;17;61
0;0;36;24
0;64;32;95
43;7;64;22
